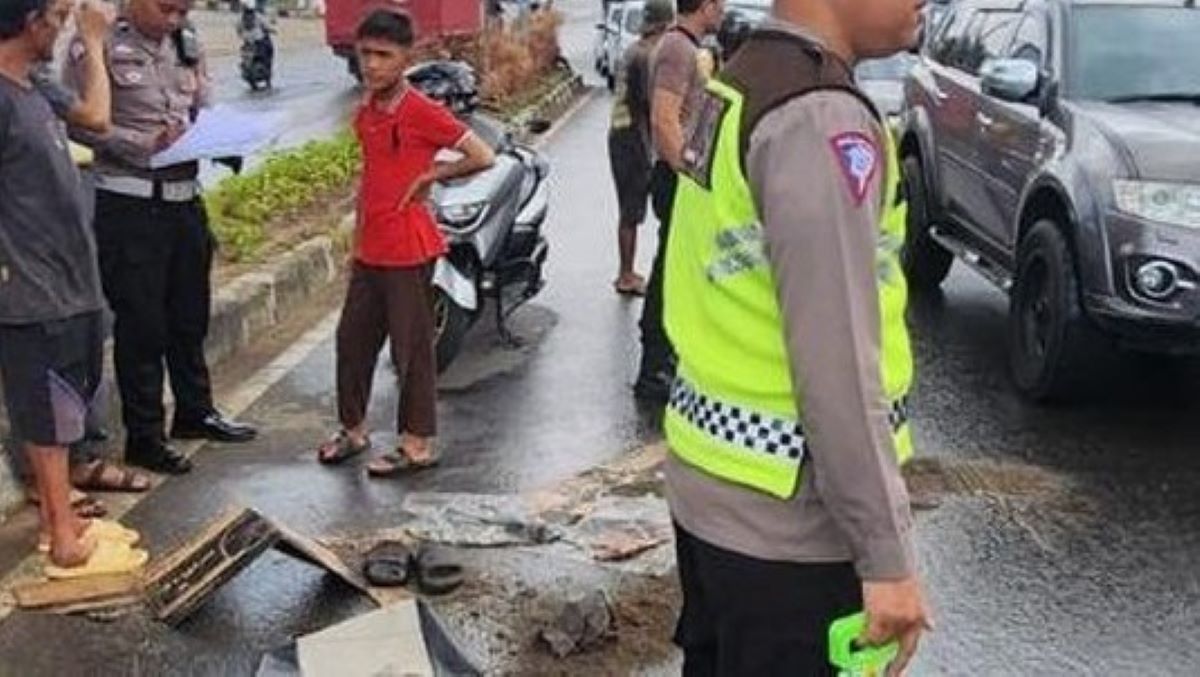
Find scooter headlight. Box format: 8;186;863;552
437;201;487;233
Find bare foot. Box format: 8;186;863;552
38;517;94;551
48;532;96;568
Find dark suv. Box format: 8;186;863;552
901;0;1200;401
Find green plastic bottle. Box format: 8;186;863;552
828;612;900;677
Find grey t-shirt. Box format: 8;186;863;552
0;74;104;325
649;25;705;160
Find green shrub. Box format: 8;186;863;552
205;130;361;262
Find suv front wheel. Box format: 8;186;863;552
900;156;953;291
1009;221;1108;401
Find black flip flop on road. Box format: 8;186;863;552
362;541;414;588
415;544;465;596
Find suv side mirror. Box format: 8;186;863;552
980;58;1040;103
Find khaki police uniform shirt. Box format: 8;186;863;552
65;18;210;180
664;21;916;581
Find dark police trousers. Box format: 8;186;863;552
638;161;679;382
94;191;215;446
674;525;864;676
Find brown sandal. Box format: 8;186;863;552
318;431;371;465
71;460;152;493
26;488;108;519
366;450;440;478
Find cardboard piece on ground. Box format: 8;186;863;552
272;522;409;608
13;574;141;611
297;602;434;677
143;508;280;625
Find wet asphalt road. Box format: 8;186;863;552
3;2;1200;674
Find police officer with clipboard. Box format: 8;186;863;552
67;0;256;476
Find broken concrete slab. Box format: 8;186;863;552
298;602;433;677
538;590;615;659
400;493;563;548
563;496;672;563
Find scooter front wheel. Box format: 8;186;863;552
433;289;473;373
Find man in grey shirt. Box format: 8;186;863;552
634;0;724;402
1;0;147;575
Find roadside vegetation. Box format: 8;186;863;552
205;131;361;263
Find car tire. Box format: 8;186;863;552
900;156;953;291
434;288;473;373
1008;220;1109;402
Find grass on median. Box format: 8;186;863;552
205;130;361;262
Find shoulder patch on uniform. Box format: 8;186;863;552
829;131;879;206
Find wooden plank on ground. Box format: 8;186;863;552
13;574;140;610
143;507;280;626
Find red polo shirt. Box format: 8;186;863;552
354;87;469;267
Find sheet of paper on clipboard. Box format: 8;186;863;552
150;104;286;169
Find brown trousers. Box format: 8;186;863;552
336;262;437;437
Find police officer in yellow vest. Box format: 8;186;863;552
663;0;932;673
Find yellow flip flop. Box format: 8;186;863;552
44;540;149;581
38;520;141;553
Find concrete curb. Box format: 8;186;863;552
206;236;342;367
0;71;594;521
511;72;589;145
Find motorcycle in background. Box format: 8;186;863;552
406;61;553;372
238;2;274;90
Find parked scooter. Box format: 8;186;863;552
406;61;553;372
238;2;274;90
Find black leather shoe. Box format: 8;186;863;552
127;440;193;475
171;411;258;443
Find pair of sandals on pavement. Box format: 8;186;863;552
40;519;148;581
317;431;440;477
362;541;464;596
26;460;154;520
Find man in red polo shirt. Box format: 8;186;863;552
317;9;494;476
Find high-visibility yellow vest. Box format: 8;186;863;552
664;32;914;500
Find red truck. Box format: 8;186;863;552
324;0;483;79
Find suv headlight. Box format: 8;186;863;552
437;201;486;230
1113;180;1200;229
